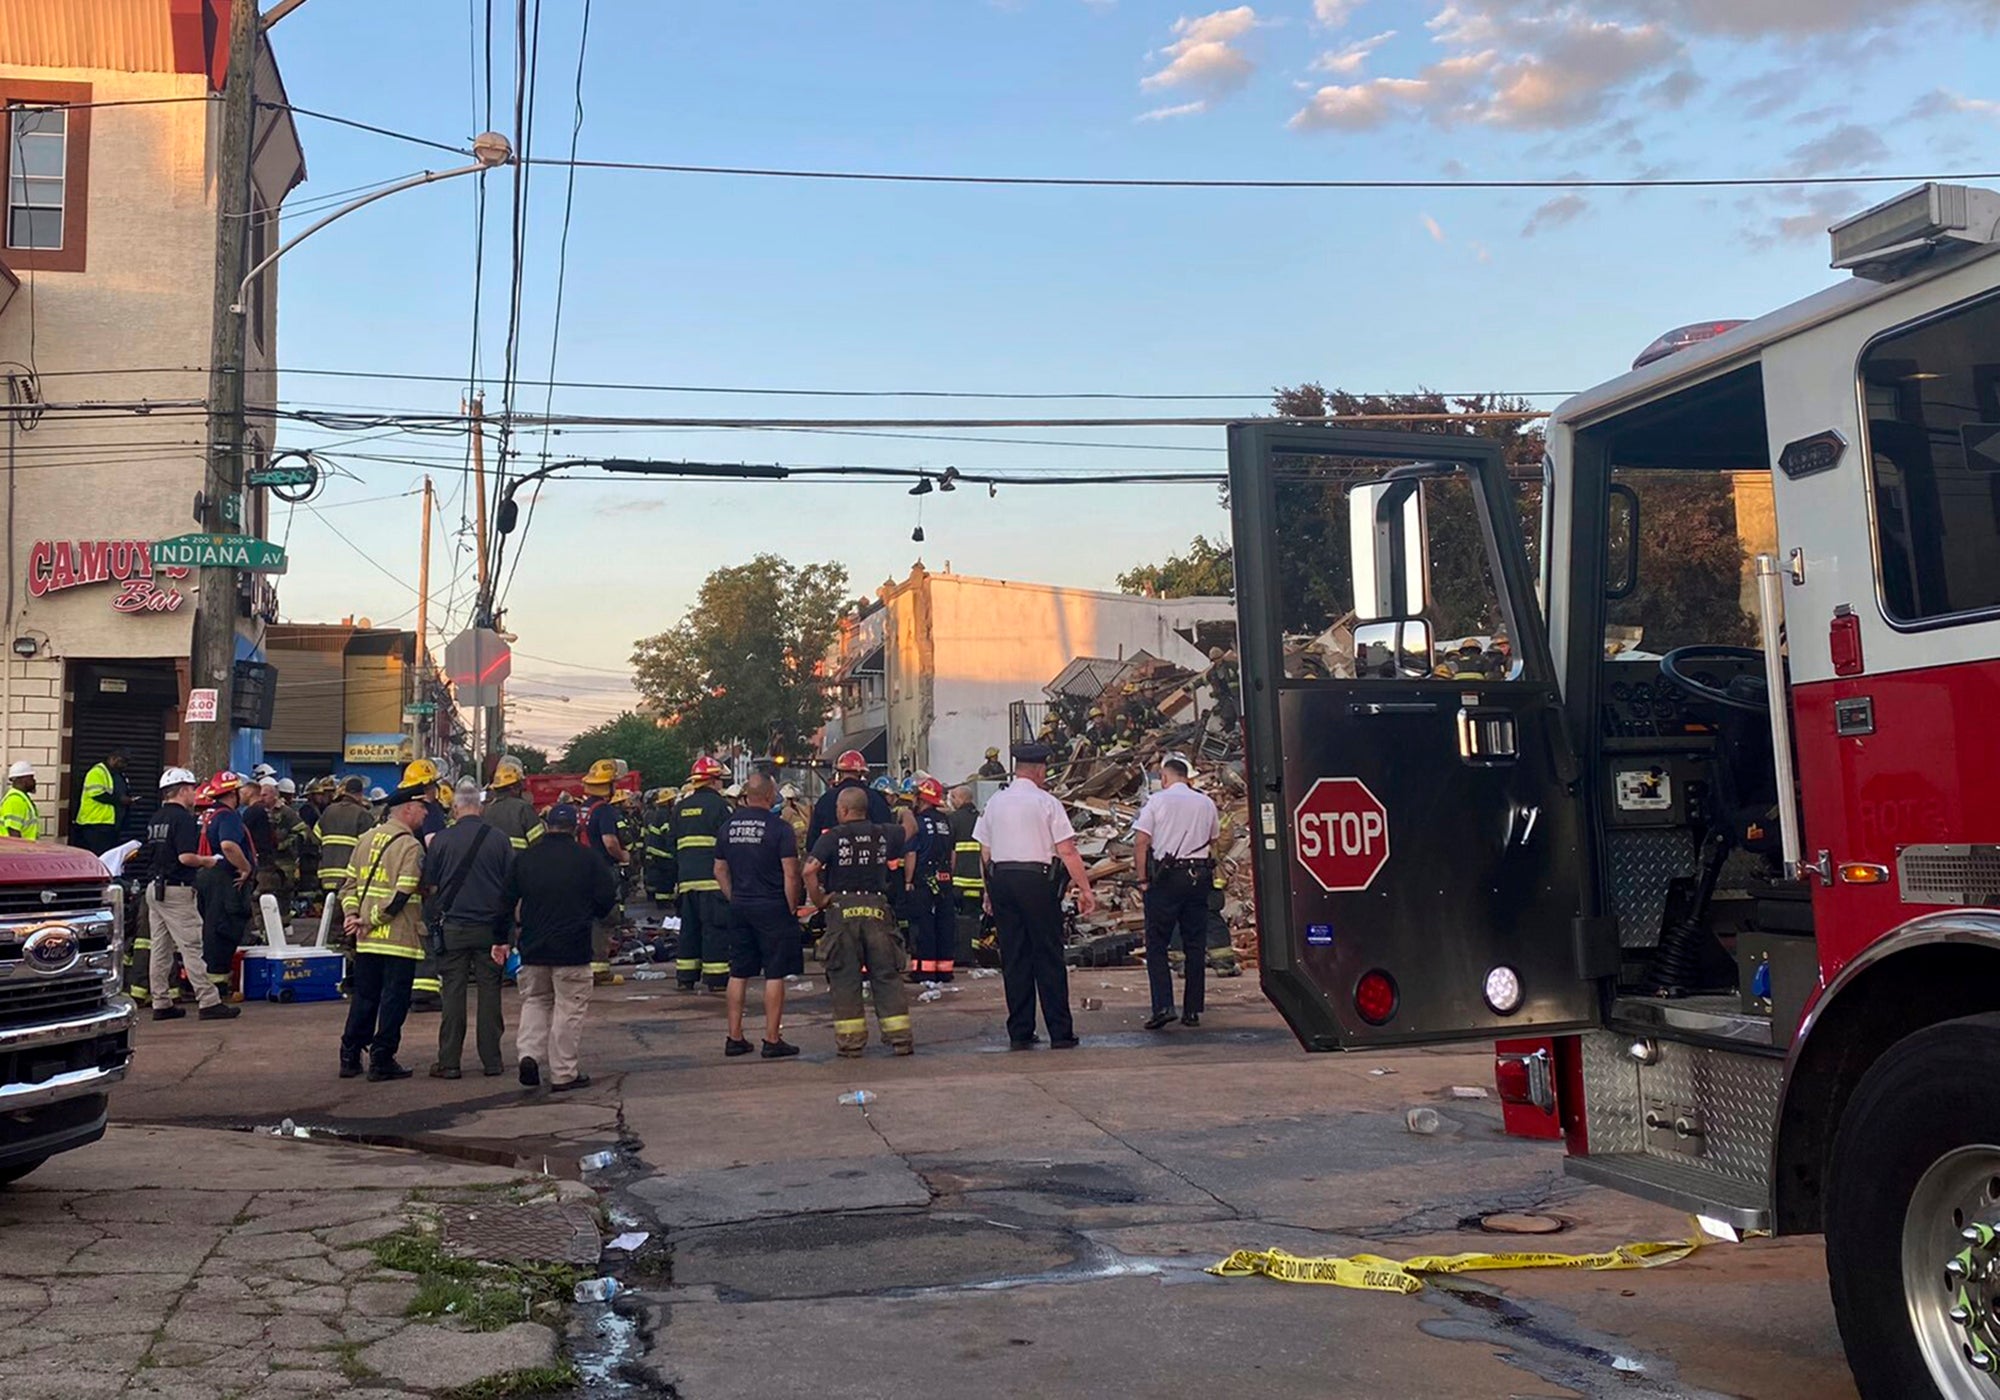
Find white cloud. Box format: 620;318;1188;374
1422;212;1447;241
1522;192;1590;235
1313;0;1365;26
1913;88;2000;119
1786;122;1891;175
1290;75;1429;130
1142;7;1260;96
1138;99;1210;120
1311;29;1397;74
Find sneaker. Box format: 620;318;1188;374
367;1058;414;1081
151;1006;187;1022
550;1075;592;1093
197;1003;241;1021
761;1039;800;1059
519;1056;540;1087
724;1037;754;1058
428;1064;462;1080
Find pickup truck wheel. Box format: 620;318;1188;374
0;1158;48;1188
1828;1012;2000;1400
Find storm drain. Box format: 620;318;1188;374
438;1201;602;1265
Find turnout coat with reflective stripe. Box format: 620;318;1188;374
341;824;426;959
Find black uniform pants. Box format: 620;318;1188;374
341;953;416;1064
988;866;1074;1045
903;879;955;976
197;863;251;993
1144;865;1211;1016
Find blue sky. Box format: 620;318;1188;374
264;0;1999;745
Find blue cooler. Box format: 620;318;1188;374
236;946;346;1002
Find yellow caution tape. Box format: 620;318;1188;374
1207;1228;1703;1296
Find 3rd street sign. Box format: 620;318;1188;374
150;533;289;575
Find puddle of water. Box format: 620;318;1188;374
239;1122;583;1178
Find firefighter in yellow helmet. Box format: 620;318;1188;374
670;756;734;992
484;755;545;850
399;759;449;1011
577;758;627;985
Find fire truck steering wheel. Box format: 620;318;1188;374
1658;645;1770;714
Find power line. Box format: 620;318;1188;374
263;101;470;159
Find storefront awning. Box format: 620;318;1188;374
825;725;887;765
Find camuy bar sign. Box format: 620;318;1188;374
27;539;190;614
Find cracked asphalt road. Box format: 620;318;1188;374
101;965;1856;1399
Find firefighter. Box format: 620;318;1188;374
143;767;238;1022
1083;706;1116;750
807;749;892;848
778;783;810;849
294;778;329;898
0;760;40;840
196;771;255;999
641;787;678;918
577;758;629;985
317;777;375;898
803;786;913;1057
395;759;448;1011
337;781;430;1081
904;777;957;981
484;756;546;851
976;747;1007;780
946;783;987;967
671;756;733;992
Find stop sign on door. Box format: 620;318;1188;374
1292;777;1391;893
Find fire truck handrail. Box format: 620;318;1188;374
1753;554;1805;880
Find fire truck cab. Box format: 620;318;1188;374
1229;183;2000;1398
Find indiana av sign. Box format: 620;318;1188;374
27;539;189;614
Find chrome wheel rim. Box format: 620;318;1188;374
1905;1145;2000;1398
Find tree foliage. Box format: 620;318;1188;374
510;744;552;775
1608;474;1758;650
558;714;690;792
631;555;850;757
1116;534;1235;598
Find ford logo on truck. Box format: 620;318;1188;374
21;924;79;976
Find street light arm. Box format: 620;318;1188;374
234;155;509;312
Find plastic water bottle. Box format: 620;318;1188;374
1405;1107;1443;1135
573;1277;619;1303
837;1090;876;1107
579;1150;617;1172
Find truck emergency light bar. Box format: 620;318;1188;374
1830;182;2000;282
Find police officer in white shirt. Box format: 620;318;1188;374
973;742;1095;1050
1132;754;1221;1030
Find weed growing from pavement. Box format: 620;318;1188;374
443;1363;581;1399
371;1226;582;1332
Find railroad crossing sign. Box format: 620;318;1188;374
150;533;289;574
1292;776;1390;893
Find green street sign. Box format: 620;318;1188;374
248;464;317;489
404;702;437;716
150;533;289;575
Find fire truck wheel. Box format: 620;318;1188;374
1827;1012;2000;1400
0;1157;47;1188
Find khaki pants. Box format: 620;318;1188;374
516;965;593;1084
147;886;221;1010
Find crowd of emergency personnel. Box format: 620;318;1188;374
87;729;1220;1084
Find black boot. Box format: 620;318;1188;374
367;1056;413;1081
338;1054;362;1079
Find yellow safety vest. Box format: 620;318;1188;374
78;763;117;827
0;786;40;841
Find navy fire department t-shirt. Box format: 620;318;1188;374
584;800;623;864
721;807;797;906
207;805;248;864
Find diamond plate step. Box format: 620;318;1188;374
1565;1152;1770;1232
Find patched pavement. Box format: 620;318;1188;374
93;965;1859;1398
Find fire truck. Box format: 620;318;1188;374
1229;182;2000;1398
0;841;134;1185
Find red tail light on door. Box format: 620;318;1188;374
1354;969;1399;1026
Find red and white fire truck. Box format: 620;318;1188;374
1230;183;2000;1398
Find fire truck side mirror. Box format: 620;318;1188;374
1353;618;1434;678
1606;482;1641;601
1349;479;1430;621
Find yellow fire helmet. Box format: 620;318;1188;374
583;757;618;791
490;756;525;789
400;757;441;789
437;779;454;804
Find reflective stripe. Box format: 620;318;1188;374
677;835;717;850
356;939;424;961
701;961;730;975
675;958;700;971
677;878;721;893
412;978;443;992
132;937;152;950
508;836;530;850
878;1014;911;1033
833;1017;868;1033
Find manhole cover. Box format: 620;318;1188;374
438;1202;601;1265
1477;1212;1566;1236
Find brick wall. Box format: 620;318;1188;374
3;658;66;831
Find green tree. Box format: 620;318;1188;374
558;713;690;792
1116;534;1235;598
631;555;850;757
509;744;552;775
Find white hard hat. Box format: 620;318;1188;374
277;778;297;795
367;786;387;802
251;763;277;780
259;777;279;790
7;761;33;780
159;766;198;790
779;783;800;800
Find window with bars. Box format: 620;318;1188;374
6;105;66;252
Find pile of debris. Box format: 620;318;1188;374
1041;655;1258;971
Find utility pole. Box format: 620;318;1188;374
468;394;490;606
189;0;260;778
416;476;434;756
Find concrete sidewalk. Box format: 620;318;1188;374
96;963;1858;1399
